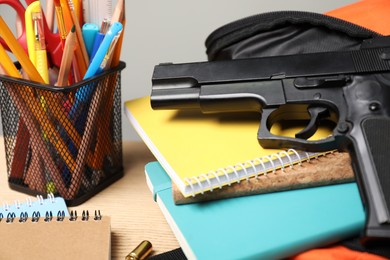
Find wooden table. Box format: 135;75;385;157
0;138;179;259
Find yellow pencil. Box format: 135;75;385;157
0;43;21;78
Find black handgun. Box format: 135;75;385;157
151;36;390;241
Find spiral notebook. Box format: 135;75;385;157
0;193;69;218
0;210;111;260
125;96;334;197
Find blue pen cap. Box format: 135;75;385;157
82;23;99;58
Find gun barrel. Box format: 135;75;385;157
151;87;200;110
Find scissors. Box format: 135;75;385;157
0;0;63;68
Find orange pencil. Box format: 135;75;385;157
68;0;89;66
59;0;74;32
111;0;125;67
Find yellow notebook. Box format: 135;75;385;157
125;96;332;197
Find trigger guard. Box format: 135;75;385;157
259;108;338;152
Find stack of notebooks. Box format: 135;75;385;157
125;96;365;260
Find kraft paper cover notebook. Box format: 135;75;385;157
0;211;111;260
145;161;365;260
125;96;334;197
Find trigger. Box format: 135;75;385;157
296;106;330;139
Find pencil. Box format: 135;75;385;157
56;25;76;86
0;42;74;168
68;0;89;66
0;42;21;78
0;44;68;196
0;42;30;181
91;72;118;169
59;0;86;77
111;0;124;23
46;0;55;31
0;63;5;75
5;84;68;197
0;16;44;83
0;24;88;174
59;0;74;32
111;0;125;67
68;74;106;198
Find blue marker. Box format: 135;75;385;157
82;23;99;58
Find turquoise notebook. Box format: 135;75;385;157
145;161;366;260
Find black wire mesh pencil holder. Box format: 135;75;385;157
0;62;126;206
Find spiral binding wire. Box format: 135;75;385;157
0;210;103;223
184;149;336;196
1;193;57;213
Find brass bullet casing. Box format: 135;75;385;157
125;240;153;260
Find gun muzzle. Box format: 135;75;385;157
151;64;201;109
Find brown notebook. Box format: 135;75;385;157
173;151;354;204
0;213;111;260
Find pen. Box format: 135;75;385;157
67;21;122;139
90;19;109;60
25;1;49;83
84;21;122;80
97;30;120;72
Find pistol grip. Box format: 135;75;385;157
357;117;390;239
